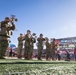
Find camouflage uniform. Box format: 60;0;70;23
24;33;36;60
45;40;50;60
17;35;23;58
0;37;8;58
51;39;56;60
0;18;15;59
37;36;45;60
30;38;36;59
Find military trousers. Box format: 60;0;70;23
0;39;8;58
17;44;23;58
46;49;50;60
51;50;55;60
30;46;33;59
38;46;43;60
24;46;31;59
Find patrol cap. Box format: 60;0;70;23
20;33;23;35
32;33;36;35
5;17;9;20
27;30;31;32
40;33;43;36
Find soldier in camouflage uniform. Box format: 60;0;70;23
0;17;15;59
37;34;45;60
30;33;36;59
50;38;57;60
45;37;50;60
24;30;36;60
17;33;24;59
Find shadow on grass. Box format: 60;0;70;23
0;59;76;64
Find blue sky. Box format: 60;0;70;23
0;0;76;48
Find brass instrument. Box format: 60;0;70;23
10;15;18;22
32;33;37;38
7;15;18;37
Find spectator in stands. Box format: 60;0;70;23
74;47;76;61
57;47;61;60
9;48;12;57
65;50;70;61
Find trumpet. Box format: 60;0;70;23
31;33;37;38
10;15;18;22
6;15;18;37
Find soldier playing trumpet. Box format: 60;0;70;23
24;30;36;60
17;33;24;59
50;38;57;60
0;17;16;59
37;34;45;60
30;33;36;59
45;37;51;60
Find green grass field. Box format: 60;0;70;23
0;59;76;75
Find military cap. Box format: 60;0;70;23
20;33;23;35
32;33;36;36
27;30;31;32
40;34;43;36
5;17;9;19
